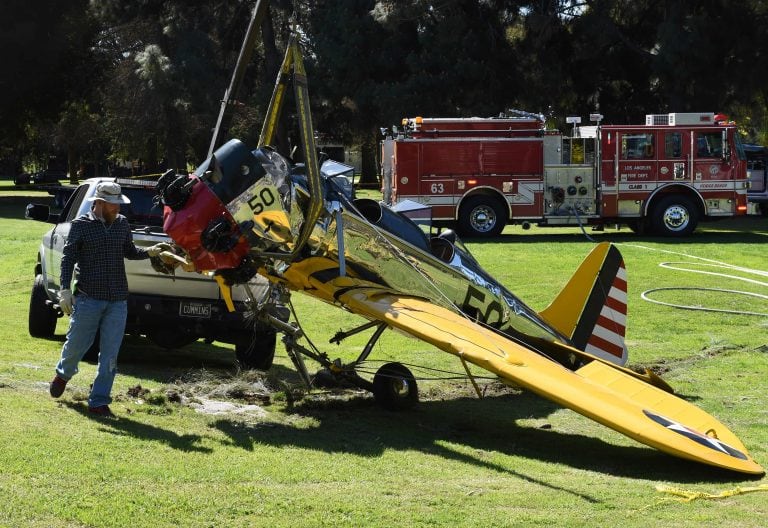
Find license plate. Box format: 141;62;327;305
179;301;211;318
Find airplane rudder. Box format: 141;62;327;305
538;242;615;339
578;244;629;365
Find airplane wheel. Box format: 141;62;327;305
312;368;339;388
373;362;418;411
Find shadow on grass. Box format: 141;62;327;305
46;332;757;485
471;216;768;246
55;346;760;489
118;337;309;385
210;390;761;486
36;333;244;383
62;400;214;453
117;336;238;382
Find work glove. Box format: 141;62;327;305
149;247;195;276
59;289;73;315
146;242;174;257
159;250;195;271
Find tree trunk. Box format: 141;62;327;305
165;108;186;173
67;145;78;185
144;135;158;174
358;130;379;188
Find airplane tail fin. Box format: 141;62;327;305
539;242;628;366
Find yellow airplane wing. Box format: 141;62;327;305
335;284;763;475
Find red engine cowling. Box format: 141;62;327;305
162;175;250;271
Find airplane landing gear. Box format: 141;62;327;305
373;362;418;411
277;317;419;410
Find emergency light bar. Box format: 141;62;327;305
113;177;159;187
645;113;715;126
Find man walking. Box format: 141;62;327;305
48;182;170;417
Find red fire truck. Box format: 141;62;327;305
380;111;750;237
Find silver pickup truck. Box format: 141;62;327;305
25;177;277;369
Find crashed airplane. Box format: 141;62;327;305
151;35;763;475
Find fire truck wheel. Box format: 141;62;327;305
650;195;699;236
458;196;506;237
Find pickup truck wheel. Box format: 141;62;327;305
650;195;699;236
148;329;198;349
235;326;277;370
29;274;57;338
458;196;506;237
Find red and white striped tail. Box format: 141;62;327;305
583;263;628;364
539;243;630;367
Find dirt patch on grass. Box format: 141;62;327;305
118;370;276;416
120;368;522;417
630;341;756;381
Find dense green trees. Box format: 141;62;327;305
0;0;100;177
2;0;768;182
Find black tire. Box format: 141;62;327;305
29;274;58;338
235;325;277;370
759;203;768;217
311;368;339;388
626;219;647;235
372;362;418;411
458;196;506;237
650;195;699;236
147;328;198;349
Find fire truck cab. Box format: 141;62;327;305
381;111;750;237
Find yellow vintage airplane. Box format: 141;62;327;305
152;36;763;475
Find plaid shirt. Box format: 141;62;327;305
61;212;149;301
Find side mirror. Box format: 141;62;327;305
722;130;731;163
25;203;54;223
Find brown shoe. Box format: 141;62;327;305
49;375;68;398
88;405;115;418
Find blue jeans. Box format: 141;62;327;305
55;295;127;408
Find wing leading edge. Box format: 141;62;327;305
337;286;763;475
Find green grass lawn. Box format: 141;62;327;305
1;182;767;527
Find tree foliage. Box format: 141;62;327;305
3;0;768;179
0;0;100;172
